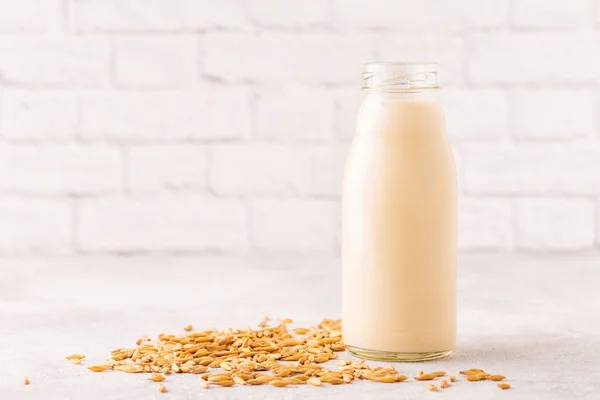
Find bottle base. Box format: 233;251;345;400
347;345;452;362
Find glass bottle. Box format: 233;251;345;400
342;62;457;361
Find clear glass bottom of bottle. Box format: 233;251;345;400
347;345;452;362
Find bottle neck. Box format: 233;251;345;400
362;62;439;93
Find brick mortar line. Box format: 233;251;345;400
1;248;599;257
595;196;600;249
71;197;80;254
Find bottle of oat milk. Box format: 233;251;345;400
342;62;457;361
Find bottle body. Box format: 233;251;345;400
342;88;457;361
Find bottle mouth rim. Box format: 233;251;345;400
362;62;439;92
364;61;438;68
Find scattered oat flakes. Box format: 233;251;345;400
88;364;111;372
233;376;246;385
414;373;437;381
191;366;207;374
460;368;485;375
65;354;86;361
258;316;269;328
157;384;167;393
148;374;165;382
23;377;29;385
466;373;488;382
497;383;511;390
307;377;322;386
81;317;513;394
427;383;438;391
136;336;151;345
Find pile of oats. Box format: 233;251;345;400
63;317;510;392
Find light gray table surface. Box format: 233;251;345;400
1;254;599;400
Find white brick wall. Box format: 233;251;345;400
209;144;312;196
251;199;337;251
0;0;62;32
375;36;465;87
71;0;246;32
512;0;593;29
112;35;198;88
80;89;251;141
468;33;598;84
0;145;121;195
245;0;330;27
0;90;78;140
443;89;508;139
127;145;208;194
0;36;109;87
515;199;595;251
462;143;600;195
332;0;509;31
459;198;512;251
0;0;599;255
509;89;595;140
334;87;363;141
0;198;71;253
203;32;371;84
311;145;349;196
78;196;247;252
256;87;335;142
